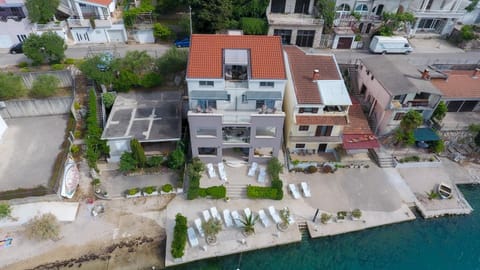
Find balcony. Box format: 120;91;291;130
223;127;250;144
407;7;465;18
225;80;248;89
390;99;434;110
267;12;322;26
34;21;67;31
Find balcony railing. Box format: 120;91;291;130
34;21;66;31
391;99;433;110
225;80;248;89
407;7;465;18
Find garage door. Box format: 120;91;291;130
337;37;353;49
108;30;125;43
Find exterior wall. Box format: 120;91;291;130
0;18;32;48
0;114;7;142
0;97;73;119
283;51;297;148
107;138;130;163
132;29;154;43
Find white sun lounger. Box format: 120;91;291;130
288;184;301;199
231;210;243;227
210;206;221;221
257;167;266;183
301;182;311;197
187;227;199;247
218;162;228;182
223;209;233;227
248;162;258;177
202;210;211;222
244;207;252;218
194;218;205;237
268;206;281;224
207;163;217;178
258;209;270;228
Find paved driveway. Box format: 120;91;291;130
0;115;68;191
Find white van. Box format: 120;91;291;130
369;36;413;54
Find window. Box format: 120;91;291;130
241;94;248;103
355;4;368;12
271;0;286;13
315;126;333;136
393;95;406;103
299;125;309;131
299;107;319;113
274;29;292;44
256;100;275;109
260;82;274;87
296;30;315;47
294;0;310;14
197;99;217;110
295;144;306;149
336;4;350;11
394;112;405;120
199;81;214;87
198;147;217;156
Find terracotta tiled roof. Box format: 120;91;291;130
296;115;348;126
343;97;374;135
187;34;286;79
431;70;480;99
284;46;340;104
85;0;113;6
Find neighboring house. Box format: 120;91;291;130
407;0;466;36
357;56;443;135
430;68;480;130
0;0;30;48
186;34;287;164
101;91;181;162
283;46;352;155
266;0;324;48
58;0;127;44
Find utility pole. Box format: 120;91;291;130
189;6;193;37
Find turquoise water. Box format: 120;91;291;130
170;185;480;270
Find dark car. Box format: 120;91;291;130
174;38;190;48
9;43;23;54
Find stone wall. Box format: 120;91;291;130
0;96;73;119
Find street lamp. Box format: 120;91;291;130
189;6;193;37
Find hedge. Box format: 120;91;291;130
246;185;278;200
247;158;284;200
171;213;187;259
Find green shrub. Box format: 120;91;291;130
306;165;318;174
64;58;75;65
0;203;11;219
430;140;445;154
240;17;267;35
156;47;188;76
292;159;300;166
91;178;101;186
143;186;157;194
140;72;163;88
153;23;173;41
30;74;60;98
320;213;331;224
198;188;207;197
0;72;26;100
51;63;65;70
127;188;139;195
20;67;30;72
18;61;29;68
24;213;60;241
74;101;81;110
352;209;362;219
205;186;226;199
70;144;80;154
102;92;116;109
74;130;82;139
171;213;187;258
167;146;185;170
267;157;283;177
162;184;173;193
247;185;278;200
146;156;163;168
187;187;200;200
130;138;146;168
119;152;138;173
460;25;476;41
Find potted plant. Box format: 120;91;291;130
202;218;222;245
320;213;332;224
142;186;158;196
351;209;362;220
161;184;174;194
125;187;141;198
240;213;259;236
336;211;347;223
278;207;291;231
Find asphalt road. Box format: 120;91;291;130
1;42;479;67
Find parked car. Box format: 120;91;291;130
369;36;413;55
9;43;23;54
174;38;190;48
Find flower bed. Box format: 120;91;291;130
394;154;441;168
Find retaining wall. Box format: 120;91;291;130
0;96;73;118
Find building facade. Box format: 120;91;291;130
357;57;443;135
186;34;287;164
283;46;351;154
0;0;30;48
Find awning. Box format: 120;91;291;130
190;90;229;100
245;91;282;100
343;134;380;150
414;128;440;141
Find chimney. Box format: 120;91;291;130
473;68;480;79
312;69;320;81
421;69;430;80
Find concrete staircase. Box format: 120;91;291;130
369;148;395;168
297;221;309;239
226;184;247;199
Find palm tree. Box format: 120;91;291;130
240;213;259;236
202;218;222;245
278;207;291;231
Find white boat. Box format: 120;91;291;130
437;183;452;199
60;156;80;199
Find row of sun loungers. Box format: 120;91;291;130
206;163;228;182
189;206;294;248
288;182;311;199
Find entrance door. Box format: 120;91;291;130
337;37;353;49
317;144;327;152
296;30;315;47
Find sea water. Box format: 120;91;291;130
171;185;480;270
